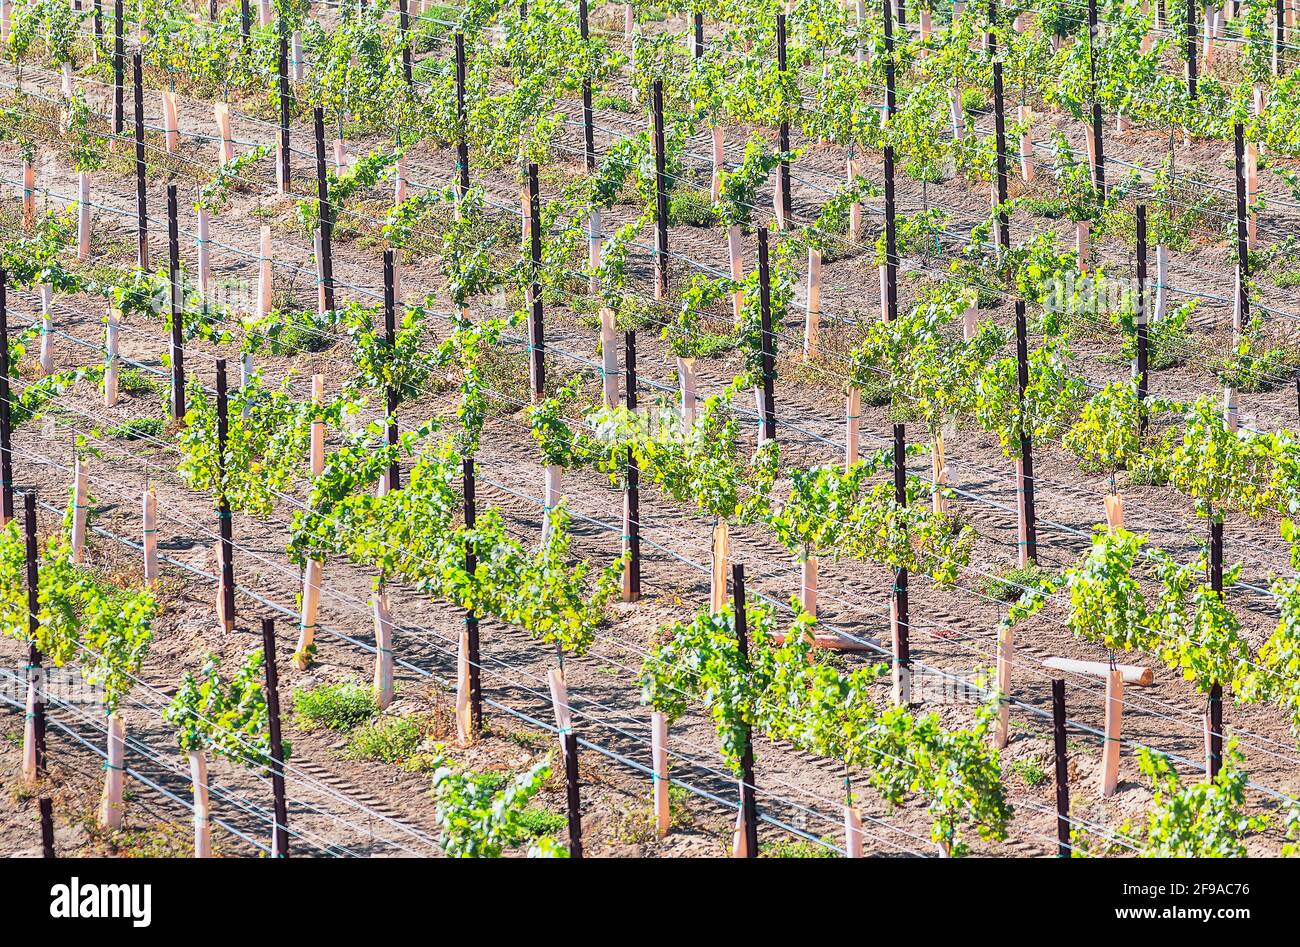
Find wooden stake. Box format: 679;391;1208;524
992;62;1010;250
547;668;583;858
463;457;482;735
399;0;412;86
711;126;725;201
111;0;123;134
623;331;641;602
261;618;289;857
1015;301;1037;565
757;227;776;443
652;81;669;300
455;32;469;198
0;270;12;526
22;492;46;783
527;163;544;402
1135;205;1149;432
580;1;596;172
167;185;184;421
892;423;910;706
314;108;334;314
776;13;791;227
39;796;54;858
710;520;729;615
1051;677;1070;857
277;36;291;194
1234;123;1250;336
21;157;34;227
383;249;400;492
133;54;147;271
1207;517;1224;780
731;563;759;858
215;361;235;632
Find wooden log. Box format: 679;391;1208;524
1043;656;1153;686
